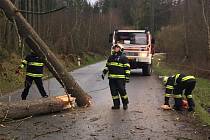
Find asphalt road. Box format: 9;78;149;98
0;61;209;140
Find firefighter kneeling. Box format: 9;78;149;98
102;45;130;110
162;74;196;112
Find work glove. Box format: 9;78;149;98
102;74;105;80
102;68;108;80
103;69;108;75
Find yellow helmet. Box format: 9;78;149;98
163;76;169;85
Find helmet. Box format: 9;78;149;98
112;44;120;49
163;76;169;85
118;44;124;50
112;44;124;52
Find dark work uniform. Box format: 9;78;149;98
19;52;48;100
103;51;130;108
164;74;196;111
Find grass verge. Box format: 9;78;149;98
153;54;210;125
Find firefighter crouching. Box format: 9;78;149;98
162;74;196;112
102;45;130;110
16;51;48;100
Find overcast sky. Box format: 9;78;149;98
88;0;98;4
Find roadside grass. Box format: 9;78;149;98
0;56;25;95
80;53;105;66
153;54;210;125
0;53;105;96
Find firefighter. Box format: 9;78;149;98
102;45;130;110
163;74;196;112
16;51;48;100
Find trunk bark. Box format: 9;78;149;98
0;0;91;107
0;95;75;120
201;0;210;60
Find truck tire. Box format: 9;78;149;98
142;64;152;76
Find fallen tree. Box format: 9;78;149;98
0;95;75;120
0;0;91;107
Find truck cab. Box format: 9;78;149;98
109;30;155;76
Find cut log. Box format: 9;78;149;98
0;0;91;107
0;95;75;120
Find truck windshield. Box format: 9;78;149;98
116;32;148;45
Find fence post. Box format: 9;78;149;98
77;57;81;66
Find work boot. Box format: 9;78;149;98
111;106;120;110
123;104;128;110
43;95;49;98
21;95;26;100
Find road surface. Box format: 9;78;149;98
0;61;209;140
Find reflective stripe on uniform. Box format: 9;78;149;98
22;60;27;64
166;85;174;89
124;63;130;67
164;93;171;97
112;95;120;100
28;62;44;66
26;73;44;77
182;76;195;81
107;62;124;67
173;94;182;98
187;95;193;98
108;74;125;78
125;70;131;74
174;74;180;85
19;64;25;69
121;95;128;99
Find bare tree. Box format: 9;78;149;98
201;0;210;60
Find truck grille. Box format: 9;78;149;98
125;52;138;56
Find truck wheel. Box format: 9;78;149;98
142;64;152;76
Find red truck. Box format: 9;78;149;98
109;29;155;76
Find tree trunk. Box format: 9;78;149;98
183;0;189;60
0;95;75;120
201;0;210;60
0;0;91;107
